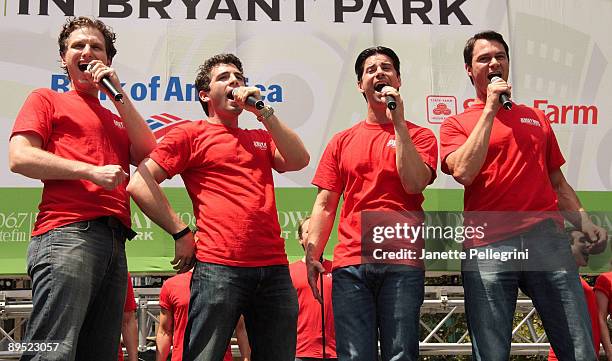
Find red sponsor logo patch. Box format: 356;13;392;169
427;96;457;124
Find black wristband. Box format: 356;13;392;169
172;226;191;241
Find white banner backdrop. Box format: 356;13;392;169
1;0;610;190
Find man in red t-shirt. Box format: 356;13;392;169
290;217;337;361
127;53;309;361
155;271;250;361
8;17;156;361
439;31;607;361
548;229;604;361
306;46;438;361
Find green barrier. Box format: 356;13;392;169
1;188;611;275
0;187;329;275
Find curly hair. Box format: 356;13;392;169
58;16;117;75
194;54;243;115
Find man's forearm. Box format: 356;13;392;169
551;170;608;244
122;313;139;361
552;171;585;227
306;191;339;261
600;316;612;356
127;163;186;234
261;114;309;171
155;332;172;361
555;182;582;213
393;123;432;194
235;316;250;360
446;110;495;185
112;95;157;164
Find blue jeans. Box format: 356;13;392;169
332;264;424;361
462;220;596;361
21;218;128;361
183;262;298;361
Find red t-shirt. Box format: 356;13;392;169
11;89;132;235
439;103;565;247
159;272;232;361
548;277;600;360
159;272;191;361
312;120;438;270
594;272;612;314
149;121;287;267
289;259;336;358
118;273;137;361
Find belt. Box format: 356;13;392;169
94;216;138;240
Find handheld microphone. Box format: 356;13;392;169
228;89;265;110
487;75;511;110
374;84;396;110
79;63;124;103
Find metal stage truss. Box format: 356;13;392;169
0;286;581;359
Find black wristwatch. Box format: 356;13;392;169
172;226;191;241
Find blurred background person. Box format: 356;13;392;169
156;269;250;361
290;217;336;361
548;228;607;360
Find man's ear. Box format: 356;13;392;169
357;80;365;95
199;90;209;104
465;63;473;80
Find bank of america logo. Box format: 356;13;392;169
146;113;191;140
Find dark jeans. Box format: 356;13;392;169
462;220;596;361
183;262;298;361
21;218;128;361
332;264;424;361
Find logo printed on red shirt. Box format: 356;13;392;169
113;119;125;129
386;139;396;148
520;117;541;127
253;141;268;150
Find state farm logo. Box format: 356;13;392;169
427;96;457;124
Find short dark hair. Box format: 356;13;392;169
354;46;400;82
194;53;243;116
463;30;509;67
58;16;117;75
297;216;311;241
